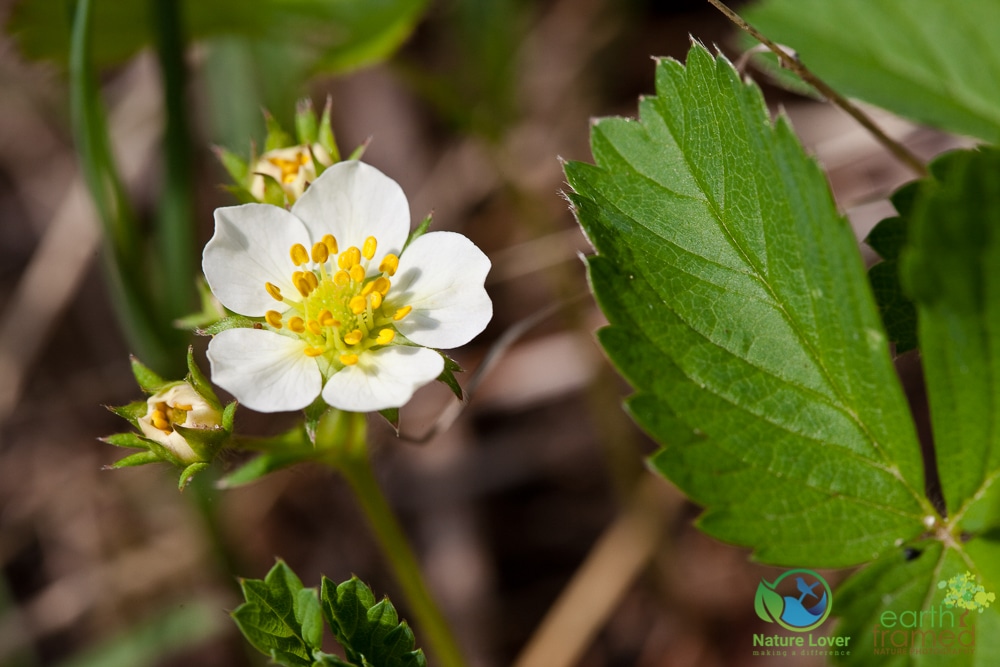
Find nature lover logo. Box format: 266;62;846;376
755;569;832;632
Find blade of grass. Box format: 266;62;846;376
69;0;179;373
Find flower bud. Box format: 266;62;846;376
249;143;334;204
137;382;223;465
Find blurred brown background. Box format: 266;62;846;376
0;0;963;665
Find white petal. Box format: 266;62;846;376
291;161;410;266
207;329;321;412
389;231;492;349
203;204;310;316
321;346;444;412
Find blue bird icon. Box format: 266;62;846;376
796;577;820;603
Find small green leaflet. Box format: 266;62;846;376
744;0;1000;143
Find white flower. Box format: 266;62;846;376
249;143;333;203
203;160;492;413
137;383;222;464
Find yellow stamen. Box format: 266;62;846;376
349;295;367;315
288;317;305;333
311;242;329;264
173;404;193;411
265;311;283;328
362;236;377;260
379;253;399;276
303;272;319;291
376;329;395;345
338;246;361;269
340;353;359;366
265;282;283;301
350;264;366;284
370;291;383;309
393;305;412;321
304;346;325;357
307;319;322;335
373;276;391;296
323;234;338;255
152;409;170;431
294;274;313;297
290;243;309;266
344;329;363;345
361;281;375;297
334;270;350;286
318;310;336;327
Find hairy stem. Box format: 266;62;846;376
318;411;467;667
706;0;929;178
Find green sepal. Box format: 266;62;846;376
304;398;332;445
172;423;227;459
222;401;237;433
403;213;432;252
320;576;426;667
142;437;184;467
101;431;150;449
436;354;464;401
295;98;319;145
259;172;288;206
309;144;328;178
186;346;221;410
130;355;167;393
345;140;368;162
212;144;249;184
106;400;147;428
377;408;400;433
109;450;161;469
221;184;259;204
174;277;226;331
318;97;340;162
263;110;294;152
178;462;210;490
231;560;322;666
197;315;260;336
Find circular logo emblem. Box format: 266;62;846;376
754;569;832;632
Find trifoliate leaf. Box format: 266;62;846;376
232;561;323;667
321;576;426;667
565;43;934;567
744;0;1000;142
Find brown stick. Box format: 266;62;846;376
706;0;929;178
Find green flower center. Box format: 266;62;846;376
263;234;411;369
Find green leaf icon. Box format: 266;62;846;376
754;580;784;624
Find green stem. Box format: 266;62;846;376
317;411;466;667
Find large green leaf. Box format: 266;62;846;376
744;0;1000;143
8;0;427;74
565;42;934;568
